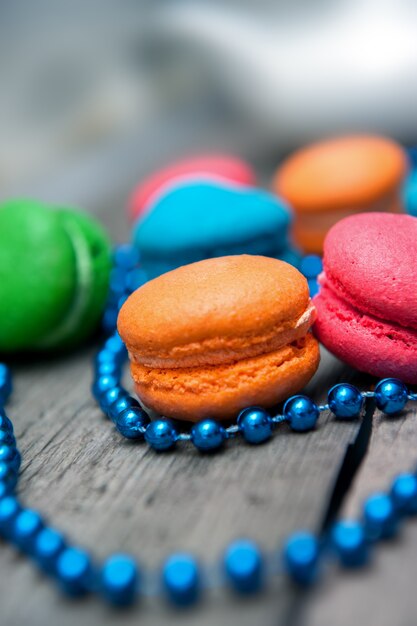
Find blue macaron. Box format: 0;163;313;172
133;181;298;279
403;168;417;217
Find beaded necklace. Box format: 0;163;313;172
0;246;416;608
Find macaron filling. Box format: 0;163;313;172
131;333;319;421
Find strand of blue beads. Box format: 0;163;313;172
1;361;417;608
101;244;145;335
92;339;413;453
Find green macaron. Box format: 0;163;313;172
0;199;112;352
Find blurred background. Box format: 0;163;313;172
1;0;417;214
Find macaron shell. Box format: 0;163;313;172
118;255;310;367
274;135;408;213
38;209;112;348
313;282;417;384
128;154;256;220
0;200;75;351
322;213;417;330
132;333;319;421
292;192;402;254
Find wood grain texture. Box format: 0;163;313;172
1;148;416;626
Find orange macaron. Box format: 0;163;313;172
273;135;408;254
118;255;319;421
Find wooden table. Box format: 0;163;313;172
1;135;417;626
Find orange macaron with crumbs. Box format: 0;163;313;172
273;135;408;254
118;255;319;421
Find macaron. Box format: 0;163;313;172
403;168;417;217
128;153;256;221
313;213;417;383
0;199;112;352
133;181;298;280
273;135;408;254
118;255;319;421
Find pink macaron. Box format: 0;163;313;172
128;153;256;221
313;212;417;383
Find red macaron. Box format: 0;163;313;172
128;154;256;221
313;212;417;383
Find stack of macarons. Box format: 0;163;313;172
273;135;408;254
129;153;299;280
313;212;417;383
128;153;256;222
133;181;299;280
0;199;112;353
118;255;319;421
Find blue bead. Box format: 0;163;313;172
191;419;226;452
162;553;200;606
10;450;21;472
117;294;129;311
0;363;12;404
109;267;128;296
300;255;323;278
34;528;66;574
95;348;119;367
100;554;139;606
0;414;13;434
375;379;408;415
223;539;263;594
363;493;398;541
102;308;119;334
103;333;127;358
145;420;177;451
238;407;272;444
108;396;140;422
390;474;417;515
114;244;140;270
92;375;119;401
283;531;319;586
12;509;44;554
0;443;18;464
99;386;126;413
328;383;364;420
0;446;20;473
0;429;16;447
331;520;369;568
0;480;14;498
0;462;18;487
96;360;121;379
0;496;21;538
284;396;319;432
125;268;147;293
56;547;93;596
279;248;302;268
115;407;150;440
307;278;319;297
